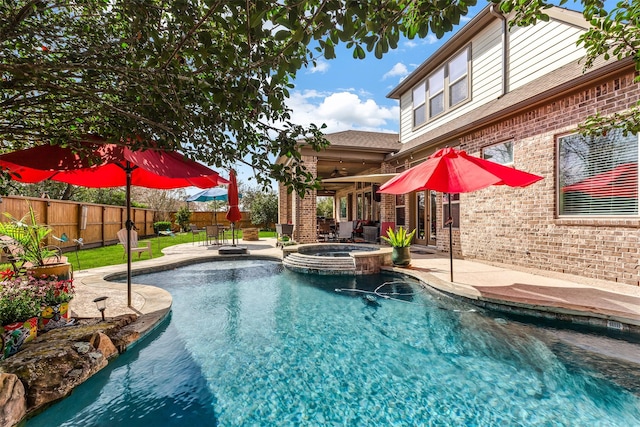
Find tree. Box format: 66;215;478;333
1;0;478;196
132;188;187;221
175;206;192;232
316;196;334;218
249;191;278;230
3;0;633;197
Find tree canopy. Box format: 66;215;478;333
1;0;638;196
0;0;479;195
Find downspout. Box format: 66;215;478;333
490;5;509;97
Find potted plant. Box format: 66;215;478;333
33;273;75;331
381;226;416;267
0;204;71;279
0;274;41;359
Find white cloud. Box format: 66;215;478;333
403;34;439;49
308;59;330;74
286;90;399;133
382;63;409;81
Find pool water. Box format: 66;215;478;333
27;260;640;426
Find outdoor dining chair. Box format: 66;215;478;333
189;224;204;245
205;225;226;245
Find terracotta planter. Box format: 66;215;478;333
391;246;411;267
1;317;38;360
39;302;71;332
28;262;72;281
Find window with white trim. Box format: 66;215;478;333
411;46;470;126
428;67;445;118
558;129;638;216
413;82;426;127
482;141;513;165
448;49;469;107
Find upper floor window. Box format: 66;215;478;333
482;141;513;165
413;82;426;127
448;49;469;106
429;68;445;118
558;129;638;216
412;46;470;127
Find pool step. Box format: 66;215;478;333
283;253;356;275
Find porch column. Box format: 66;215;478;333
277;182;292;224
292;155;318;243
379;162;396;233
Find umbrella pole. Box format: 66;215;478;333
125;163;133;307
448;193;453;282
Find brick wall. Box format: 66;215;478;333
278;182;292;224
456;68;640;285
292;155;318;243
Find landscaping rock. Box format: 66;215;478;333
89;332;118;360
0;373;26;427
0;314;138;418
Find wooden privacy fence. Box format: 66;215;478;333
0;196;263;253
0;196;156;252
182;211;254;230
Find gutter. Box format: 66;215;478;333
490;5;509;97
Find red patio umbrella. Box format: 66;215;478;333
225;169;242;246
379;147;543;281
562;163;638;199
0;138;228;306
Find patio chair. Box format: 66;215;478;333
205;225;225;245
117;228;152;259
275;224;294;247
0;234;66;272
336;221;354;242
317;221;333;241
189;224;203;245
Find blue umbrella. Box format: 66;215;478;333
187;187;242;226
187;187;229;202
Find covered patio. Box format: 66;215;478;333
277;130;399;244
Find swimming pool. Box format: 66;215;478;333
26;260;640;426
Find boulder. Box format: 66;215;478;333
0;314;138;416
89;332;118;360
0;373;26;427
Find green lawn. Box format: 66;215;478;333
61;230;276;271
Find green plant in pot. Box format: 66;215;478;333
0;205;69;278
381;226;416;267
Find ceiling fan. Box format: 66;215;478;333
330;167;348;178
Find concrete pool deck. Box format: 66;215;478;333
69;238;640;337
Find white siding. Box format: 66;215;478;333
399;21;504;144
397;16;587;145
399;91;413;140
509;20;585;90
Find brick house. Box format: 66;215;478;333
278;5;640;286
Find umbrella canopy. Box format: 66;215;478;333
225;170;242;246
0;139;228;306
379;147;543;195
562;163;638;199
379;147;543;281
187;187;229;202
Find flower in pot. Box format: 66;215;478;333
0;204;69;278
33;273;75;331
381;226;416;267
0;275;41;359
2;270;75;331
